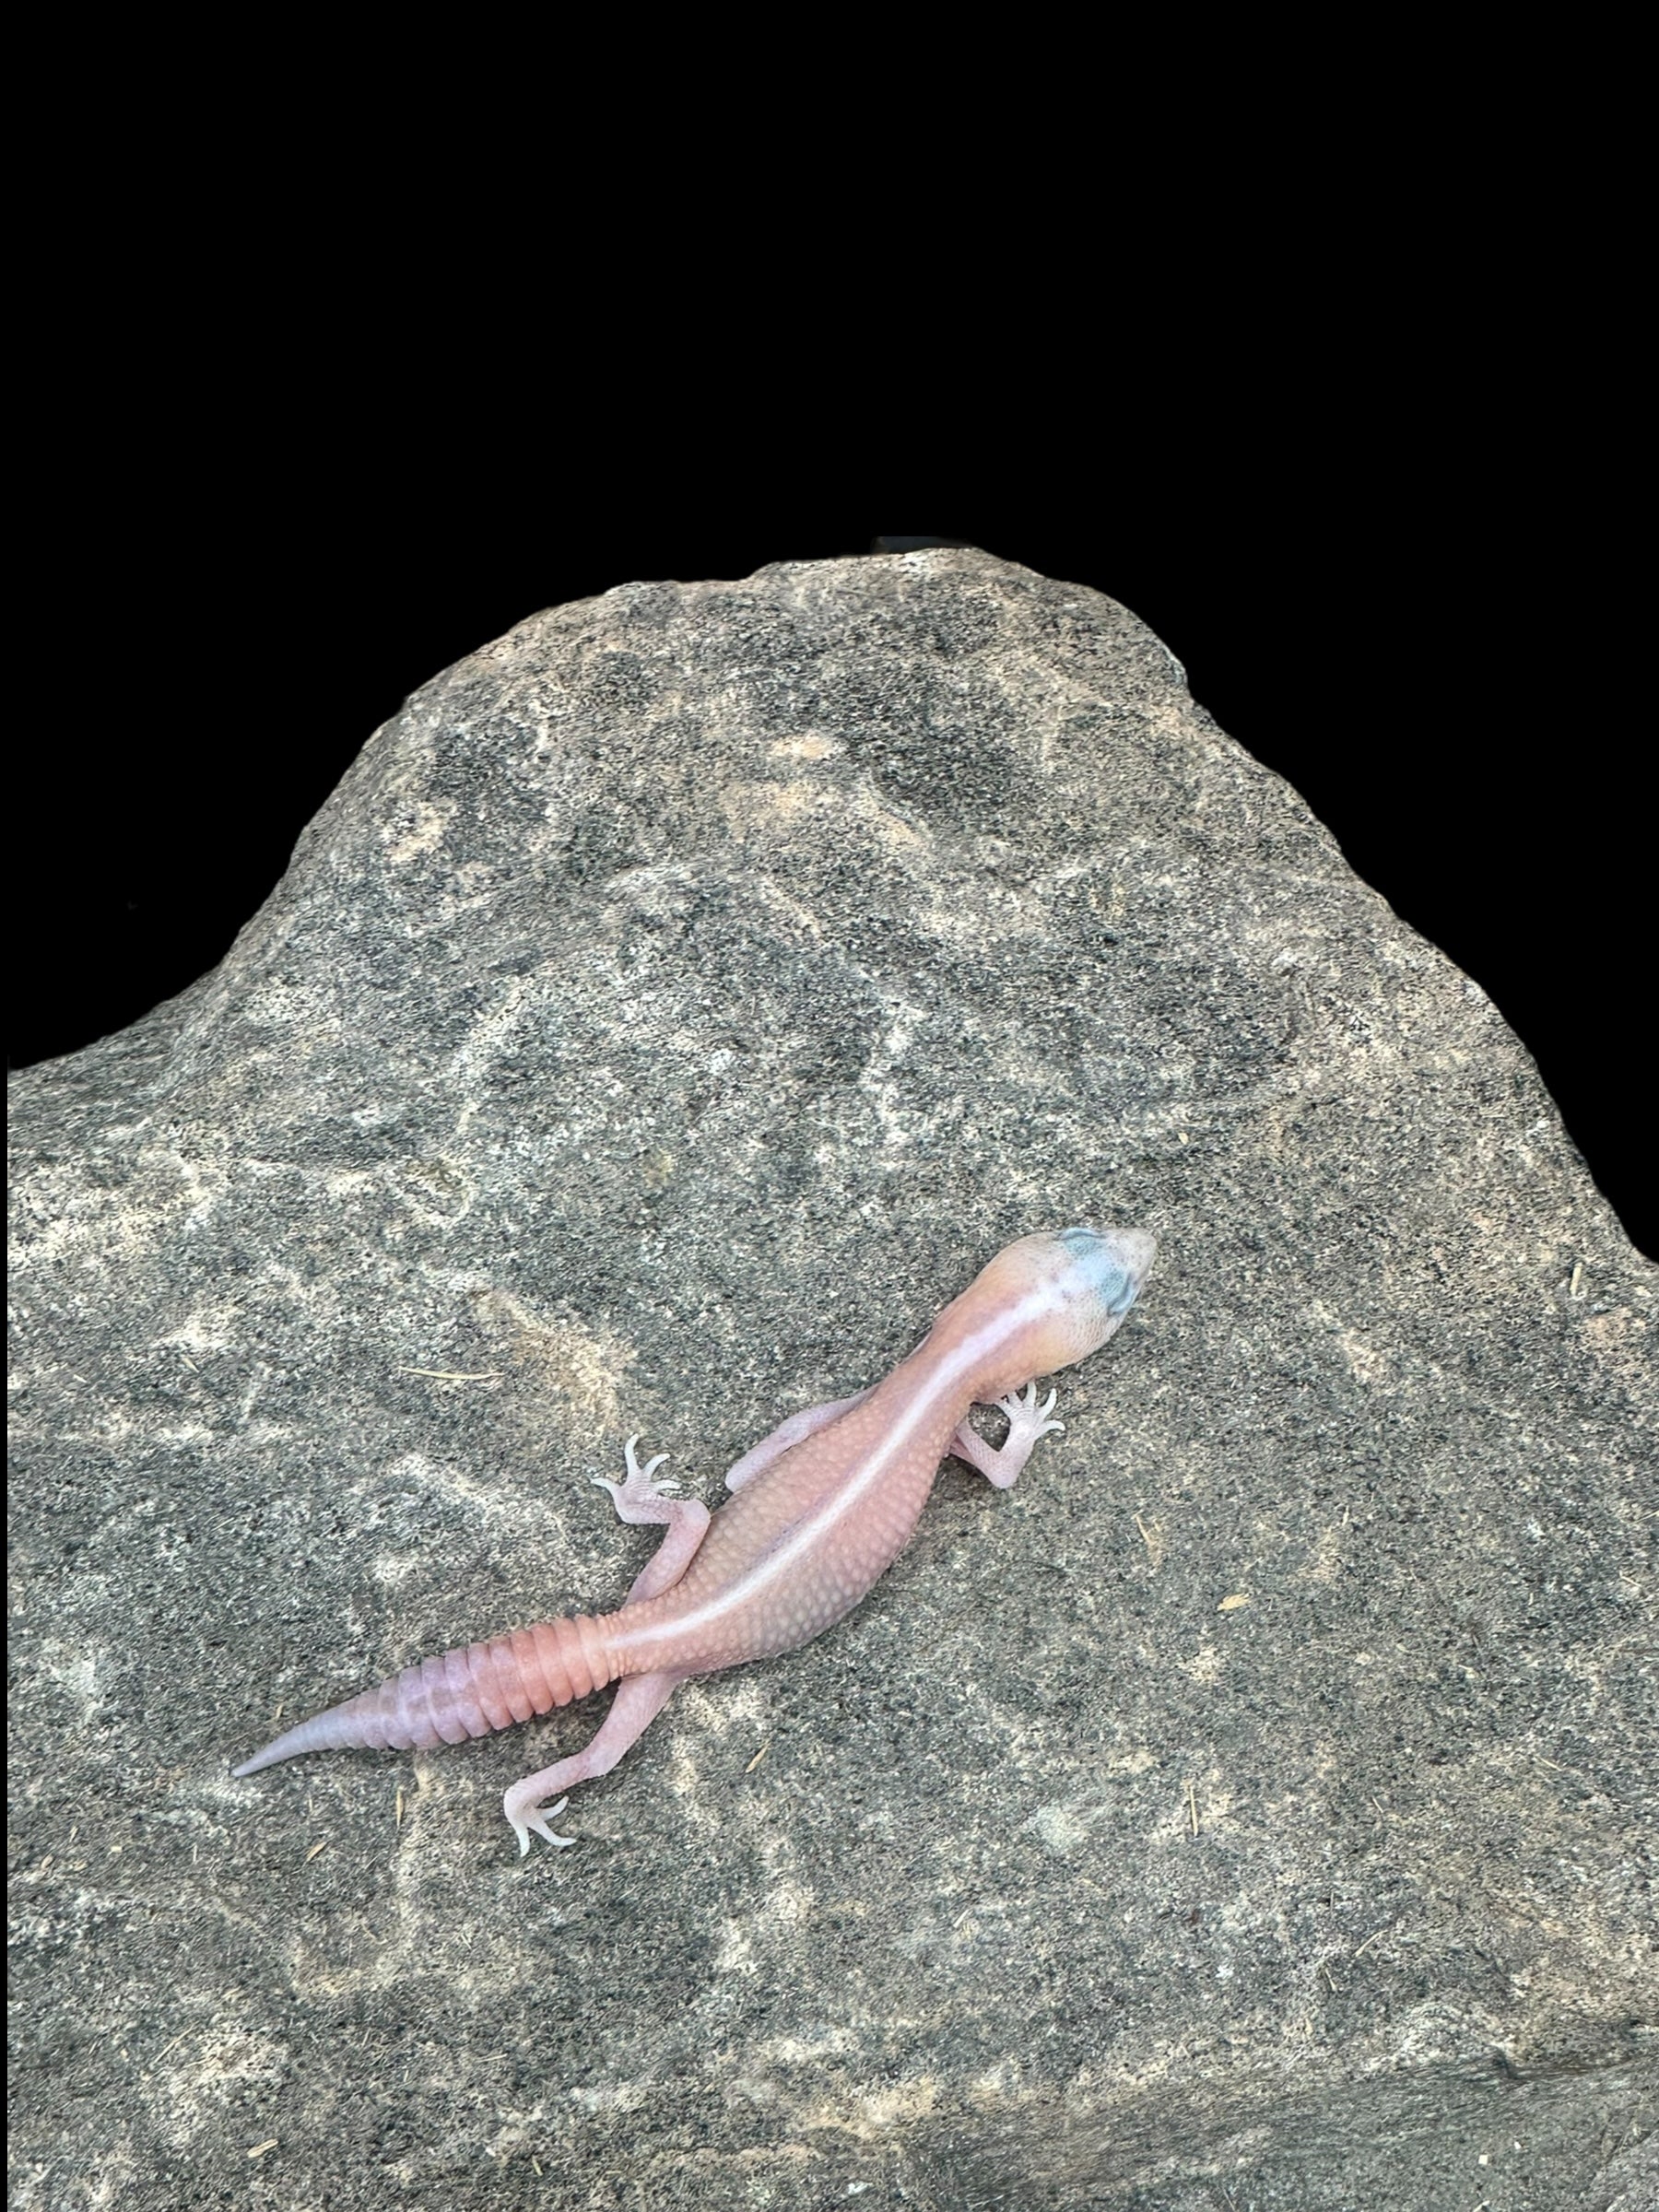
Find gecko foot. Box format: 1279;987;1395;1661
995;1382;1065;1452
592;1434;682;1517
505;1791;575;1856
950;1382;1065;1488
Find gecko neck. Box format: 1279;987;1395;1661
896;1277;1057;1410
823;1277;1050;1485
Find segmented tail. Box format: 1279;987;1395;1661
232;1613;618;1776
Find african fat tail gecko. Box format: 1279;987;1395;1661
234;1224;1157;1853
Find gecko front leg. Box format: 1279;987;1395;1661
948;1382;1064;1490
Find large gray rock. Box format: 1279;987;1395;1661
9;551;1653;2210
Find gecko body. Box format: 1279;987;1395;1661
234;1224;1155;1851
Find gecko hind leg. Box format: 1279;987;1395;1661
505;1669;688;1853
949;1383;1064;1489
505;1440;708;1853
593;1434;712;1604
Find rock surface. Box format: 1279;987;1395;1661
9;550;1653;2210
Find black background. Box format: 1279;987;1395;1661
11;500;1649;1257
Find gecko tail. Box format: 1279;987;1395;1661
233;1705;370;1775
231;1612;619;1776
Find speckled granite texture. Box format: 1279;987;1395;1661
9;551;1653;2208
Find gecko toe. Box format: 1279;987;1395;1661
528;1796;576;1849
506;1791;575;1853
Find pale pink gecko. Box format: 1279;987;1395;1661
234;1224;1156;1853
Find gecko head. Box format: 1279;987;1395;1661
964;1223;1158;1388
1053;1223;1157;1313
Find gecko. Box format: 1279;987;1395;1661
234;1223;1156;1853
